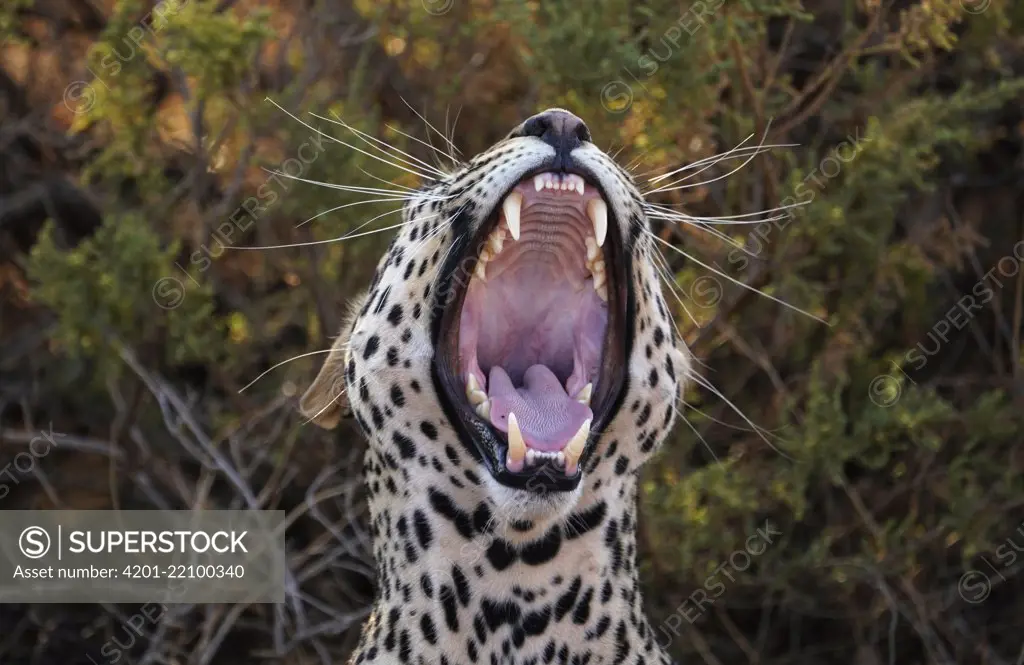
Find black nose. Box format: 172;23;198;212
508;109;591;165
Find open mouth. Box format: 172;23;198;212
435;170;630;491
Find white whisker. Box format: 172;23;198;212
295;197;410;229
645;126;776;195
358;168;422;193
683;368;794;461
646;231;829;324
645;129;793;186
239;349;334;393
261;167;445;200
238;210;435;251
265;98;439;181
641;141;780;183
312;111;449;178
649;249;700;331
645;200;800;224
401;97;463;159
386;123;461;169
679;398;789;436
673;404;721;464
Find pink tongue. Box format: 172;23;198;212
487;365;593;452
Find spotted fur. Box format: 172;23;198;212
302;110;688;664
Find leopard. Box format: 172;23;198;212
301;108;689;665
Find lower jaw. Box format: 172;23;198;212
491;459;585;492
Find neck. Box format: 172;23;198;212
352;465;671;665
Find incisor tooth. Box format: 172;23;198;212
508;412;526;464
534;175;545;192
503;192;522;240
563;419;591;474
587;198;608;247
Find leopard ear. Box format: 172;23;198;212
299;339;350;429
299;292;367;429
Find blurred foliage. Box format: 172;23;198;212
2;0;1024;663
29;216;223;367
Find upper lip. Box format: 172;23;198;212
432;164;630;492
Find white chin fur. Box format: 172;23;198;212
481;472;583;526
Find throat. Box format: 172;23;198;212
354;476;670;664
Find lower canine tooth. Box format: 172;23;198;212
507;412;526;464
563;419;591;474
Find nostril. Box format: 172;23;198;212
522;116;551;139
574;123;592;143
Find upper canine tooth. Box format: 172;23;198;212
587;198;608;248
503;192;522;240
508;412;527;464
